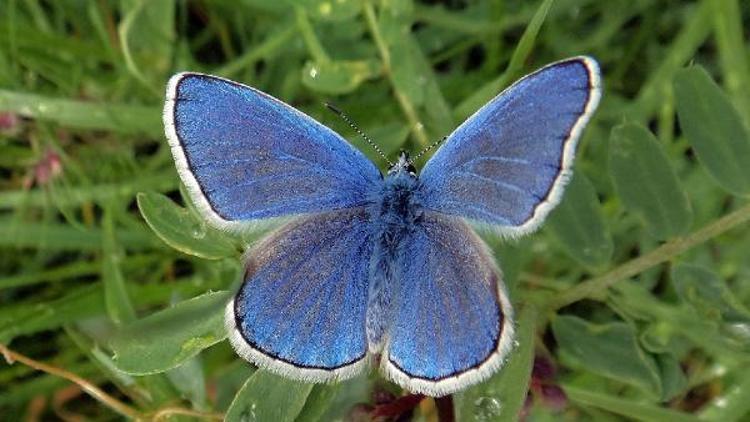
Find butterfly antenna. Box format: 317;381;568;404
409;136;447;164
325;103;393;166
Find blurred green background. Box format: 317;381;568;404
1;0;750;420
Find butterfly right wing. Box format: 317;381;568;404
226;208;373;381
381;212;514;397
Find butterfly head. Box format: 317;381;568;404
387;151;417;177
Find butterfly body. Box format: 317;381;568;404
366;154;424;348
163;57;602;396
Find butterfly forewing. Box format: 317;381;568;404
419;57;601;237
164;73;381;231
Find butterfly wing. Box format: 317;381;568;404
164;73;382;231
419;57;601;236
226;208;373;381
381;213;514;396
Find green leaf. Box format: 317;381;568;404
674;65;750;195
167;357;208;408
671;263;750;323
612;282;749;361
379;0;421;103
118;0;174;93
406;35;455;137
609;123;693;240
0;276;217;343
215;361;257;411
225;371;314;422
700;367;750;422
0;218;161;251
454;0;555;120
377;0;455;138
110;291;230;375
655;354;687;402
295;384;341;422
639;321;679;355
455;305;536;422
546;173;613;269
137;192;238;260
564;385;701;422
551;315;662;397
711;0;750;123
628;1;712;122
302;59;380;94
365;122;410;157
0;285;104;343
0;90;161;136
101;203;137;325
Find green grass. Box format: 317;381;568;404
1;0;750;420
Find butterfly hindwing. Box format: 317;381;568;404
226;208;373;381
381;212;514;397
419;57;601;236
164;73;382;231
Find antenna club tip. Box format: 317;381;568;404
324;102;343;115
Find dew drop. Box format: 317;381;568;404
309;66;319;79
474;396;502;420
192;222;207;239
239;403;257;422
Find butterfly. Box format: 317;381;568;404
163;56;601;397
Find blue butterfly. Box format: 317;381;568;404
163;57;601;396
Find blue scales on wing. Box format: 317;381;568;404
228;208;373;381
164;73;382;230
382;212;514;396
419;57;601;236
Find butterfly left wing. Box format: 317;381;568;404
164;73;382;231
381;213;514;397
226;208;373;381
418;57;601;237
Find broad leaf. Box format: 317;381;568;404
552;315;662;397
111;291;230;375
302;59;380;94
674;65;750;195
609;123;693;239
564;385;701;421
672;264;750;323
225;371;314;422
137;192;238;260
546;173;613;269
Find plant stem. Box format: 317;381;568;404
151;407;223;421
0;344;224;421
546;201;750;311
0;343;140;419
295;7;330;63
215;24;297;78
362;2;429;146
